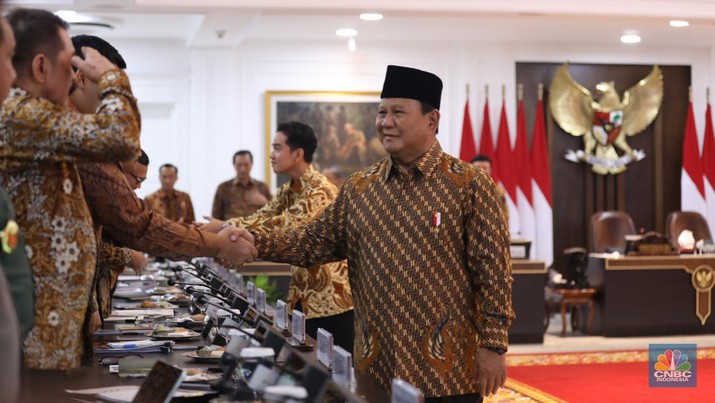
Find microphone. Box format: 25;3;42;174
188;288;237;312
172;266;249;313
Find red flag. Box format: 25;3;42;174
682;101;706;215
496;100;517;205
459;99;477;162
531;96;553;265
479;99;499;183
531;98;552;206
515;99;533;206
702;102;715;227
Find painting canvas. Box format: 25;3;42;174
264;91;385;189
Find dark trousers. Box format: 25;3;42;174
296;303;355;353
425;394;483;403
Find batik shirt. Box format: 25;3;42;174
145;189;196;224
229;166;353;319
0;70;140;370
78;162;224;261
255;141;514;397
212;178;272;219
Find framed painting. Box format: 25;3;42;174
264;90;385;189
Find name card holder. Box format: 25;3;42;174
256;288;267;314
316;328;333;369
332;346;353;388
247;281;256;306
233;272;244;294
391;378;424;403
275;300;291;337
289;310;313;352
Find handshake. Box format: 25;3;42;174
196;216;257;268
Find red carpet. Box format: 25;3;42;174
489;348;715;402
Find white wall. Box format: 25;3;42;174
116;37;713;219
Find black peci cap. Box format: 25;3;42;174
380;65;443;109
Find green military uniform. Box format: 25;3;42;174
0;188;34;337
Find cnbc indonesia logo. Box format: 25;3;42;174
649;344;697;388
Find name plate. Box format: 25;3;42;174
275;300;287;330
256;288;267;314
316;328;333;369
291;310;306;344
332;346;352;386
391;378;424;403
247;281;256;306
234;273;245;295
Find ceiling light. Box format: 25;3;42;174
360;13;383;21
348;38;356;52
669;20;689;27
620;34;641;44
336;28;357;37
55;10;92;23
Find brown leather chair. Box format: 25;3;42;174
590;211;636;253
665;211;712;247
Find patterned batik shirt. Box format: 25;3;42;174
212;178;272;220
255;141;514;397
0;70;141;370
78;162;224;261
145;189;196;224
229;166;353;319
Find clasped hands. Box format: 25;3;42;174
198;216;256;268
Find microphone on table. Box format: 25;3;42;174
171;266;249;312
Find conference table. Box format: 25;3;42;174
18;264;387;403
586;253;715;337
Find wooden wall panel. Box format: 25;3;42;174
515;62;690;271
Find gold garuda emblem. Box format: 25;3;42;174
549;63;663;175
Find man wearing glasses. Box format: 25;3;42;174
121;149;149;190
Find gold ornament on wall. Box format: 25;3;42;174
549;63;664;175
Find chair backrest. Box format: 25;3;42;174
665;211;712;247
590;211;636;253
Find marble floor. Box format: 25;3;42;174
509;313;715;355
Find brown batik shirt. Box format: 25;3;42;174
212;177;272;220
255;141;514;397
145;189;196;224
229;166;352;319
0;71;140;370
78;162;224;263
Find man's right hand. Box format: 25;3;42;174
215;225;258;267
71;47;118;82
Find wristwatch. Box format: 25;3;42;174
483;346;507;355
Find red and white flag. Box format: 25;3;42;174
459;98;477;162
479;98;499;183
702;100;715;229
515;95;535;246
531;91;553;265
682;99;707;216
496;98;519;234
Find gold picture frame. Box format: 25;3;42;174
264;90;384;189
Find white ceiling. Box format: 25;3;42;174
7;0;715;48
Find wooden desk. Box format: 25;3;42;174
509;260;547;344
586;254;715;336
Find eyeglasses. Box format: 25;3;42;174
131;173;147;185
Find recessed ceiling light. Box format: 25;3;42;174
620;34;641;44
336;28;358;38
360;13;383;21
669;20;690;27
55;10;92;23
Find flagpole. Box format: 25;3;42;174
689;86;693;103
517;83;523;102
538;83;543;101
502;84;506;101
